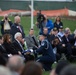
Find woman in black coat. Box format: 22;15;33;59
3;34;19;55
54;16;63;31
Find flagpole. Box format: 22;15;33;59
31;0;34;29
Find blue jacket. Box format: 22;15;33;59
36;38;56;62
40;19;54;34
46;19;54;34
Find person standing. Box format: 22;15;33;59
0;14;12;35
10;16;25;41
36;15;54;34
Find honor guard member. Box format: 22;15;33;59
36;34;56;71
0;14;12;35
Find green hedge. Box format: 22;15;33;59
0;1;76;11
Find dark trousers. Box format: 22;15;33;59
36;56;54;71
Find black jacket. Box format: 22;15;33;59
13;40;24;53
3;42;18;55
0;19;12;35
10;23;25;40
0;45;7;54
54;22;63;30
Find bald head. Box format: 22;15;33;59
7;55;24;72
14;16;21;24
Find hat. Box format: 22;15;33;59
53;27;58;31
59;26;63;29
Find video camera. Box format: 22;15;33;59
37;10;46;28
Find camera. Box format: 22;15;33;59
5;17;8;20
37;14;45;23
37;10;46;28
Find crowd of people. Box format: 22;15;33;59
0;13;76;74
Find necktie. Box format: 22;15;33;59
32;36;38;47
18;26;22;32
19;42;24;52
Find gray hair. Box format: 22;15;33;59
14;32;22;39
14;16;20;23
0;66;12;75
7;55;25;71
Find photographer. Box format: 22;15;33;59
36;13;54;34
0;14;12;35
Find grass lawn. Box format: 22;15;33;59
0;16;76;75
0;16;76;36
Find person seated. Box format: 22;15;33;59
64;28;76;57
50;60;70;75
25;29;39;50
49;27;61;43
52;37;63;61
60;64;76;75
0;35;7;56
58;26;64;38
61;29;73;60
7;55;25;75
21;61;42;75
13;32;25;55
43;27;52;43
3;34;19;55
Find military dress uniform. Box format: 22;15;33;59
36;38;56;71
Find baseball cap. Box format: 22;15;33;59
53;27;58;31
59;26;63;29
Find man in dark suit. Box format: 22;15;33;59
61;30;72;60
0;14;12;35
25;29;39;50
10;16;25;41
13;32;25;55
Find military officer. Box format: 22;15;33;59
36;34;56;71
